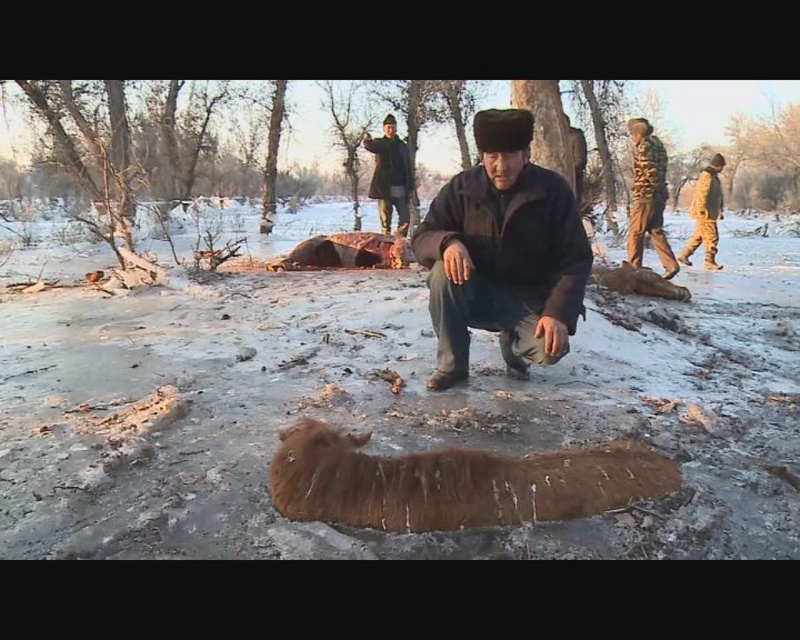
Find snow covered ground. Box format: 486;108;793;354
0;197;798;559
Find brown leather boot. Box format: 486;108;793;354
662;265;680;280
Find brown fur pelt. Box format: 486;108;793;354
592;261;692;302
264;232;414;272
269;418;682;533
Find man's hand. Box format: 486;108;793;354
534;316;569;357
442;240;474;285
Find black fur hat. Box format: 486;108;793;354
383;114;397;125
473;109;534;153
711;153;726;167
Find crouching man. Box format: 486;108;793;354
411;108;594;391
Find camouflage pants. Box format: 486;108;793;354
681;219;719;261
627;195;678;270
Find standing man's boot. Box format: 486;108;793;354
677;252;693;266
662;264;680;280
426;370;469;391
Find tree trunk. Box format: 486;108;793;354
161;80;183;204
405;81;423;234
726;161;739;204
510;80;574;191
180;85;224;202
240;158;253;198
345;149;362;231
105;80;136;251
16;80;132;268
261;80;288;234
15;81;104;203
580;80;619;234
59;80;133;247
671;176;690;211
445;82;473;170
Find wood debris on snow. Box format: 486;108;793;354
65;385;188;491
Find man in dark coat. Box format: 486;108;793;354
564;114;588;209
362;114;415;237
411;108;594;391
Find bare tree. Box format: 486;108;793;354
105;81;136;229
761;103;800;208
159;80;183;201
575;80;629;234
153;81;229;203
718;104;800;210
261;80;288;234
179;82;230;199
722;114;752;204
758;172;793;210
439;80;489;170
0;157;22;200
320;81;373;231
132;80;230;217
15;80;137;265
227;98;266;198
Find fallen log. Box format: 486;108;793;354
5;280;62;293
69;385;189;490
118;246;168;278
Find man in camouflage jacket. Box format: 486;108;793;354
627;118;680;280
648;123;669;218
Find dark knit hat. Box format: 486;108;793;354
711;153;726;167
383;114;397;125
473;108;534;153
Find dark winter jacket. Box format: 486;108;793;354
411;163;594;334
569;126;588;172
362;135;414;200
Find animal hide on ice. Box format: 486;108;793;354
265;232;414;272
592;261;692;302
269;418;682;533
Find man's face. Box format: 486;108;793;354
383;123;397;138
482;150;526;191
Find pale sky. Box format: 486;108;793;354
2;80;799;176
280;80;800;175
629;79;799;150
